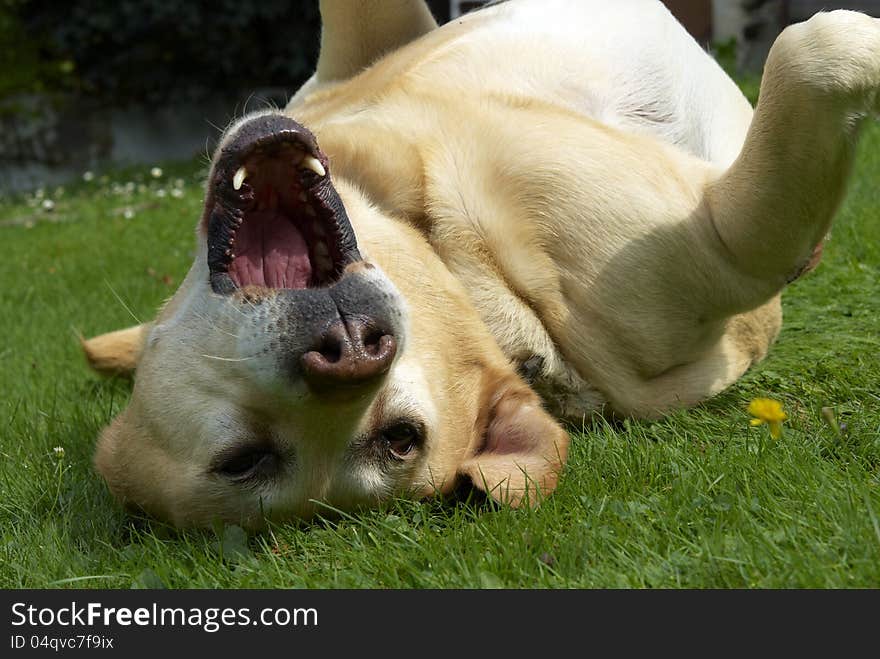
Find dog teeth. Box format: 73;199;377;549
302;155;326;177
233;167;248;191
312;220;325;235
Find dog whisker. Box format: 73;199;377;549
200;354;257;362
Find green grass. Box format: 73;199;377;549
1;120;879;589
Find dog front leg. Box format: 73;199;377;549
315;0;437;83
705;10;879;313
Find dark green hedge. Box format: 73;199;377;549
5;0;321;104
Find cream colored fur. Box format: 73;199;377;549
84;0;879;526
283;1;878;420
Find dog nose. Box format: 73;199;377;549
301;318;396;390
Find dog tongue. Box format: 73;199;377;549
228;210;312;289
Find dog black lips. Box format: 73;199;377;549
204;114;362;294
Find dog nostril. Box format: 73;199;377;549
315;326;345;364
300;318;397;391
362;327;386;357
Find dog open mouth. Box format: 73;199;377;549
205;115;361;294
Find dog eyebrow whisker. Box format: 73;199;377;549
222;297;258;319
103;279;142;324
199;310;242;335
182;308;242;340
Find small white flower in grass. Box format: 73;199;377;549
53;446;65;459
123;207;135;219
150;167;163;179
41;199;55;212
156;188;167;198
173;178;184;189
83;171;95;182
171;188;184;198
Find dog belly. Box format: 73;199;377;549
430;0;754;167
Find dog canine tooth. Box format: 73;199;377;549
302;155;326;177
233;167;248;191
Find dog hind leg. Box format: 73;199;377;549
608;12;879;416
704;10;880;313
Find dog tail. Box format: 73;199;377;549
81;323;151;376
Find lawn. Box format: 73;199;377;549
1;117;878;588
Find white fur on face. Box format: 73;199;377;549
127;241;443;523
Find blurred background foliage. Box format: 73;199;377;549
0;0;774;192
1;0;320;104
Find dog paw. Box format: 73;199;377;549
771;10;880;112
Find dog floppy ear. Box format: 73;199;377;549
94;405;182;523
81;323;151;375
459;376;569;507
94;411;138;507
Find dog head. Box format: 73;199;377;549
93;112;568;527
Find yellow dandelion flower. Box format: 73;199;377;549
748;398;787;439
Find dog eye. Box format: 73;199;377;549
214;446;280;482
380;421;423;458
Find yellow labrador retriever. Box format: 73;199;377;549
84;0;880;527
